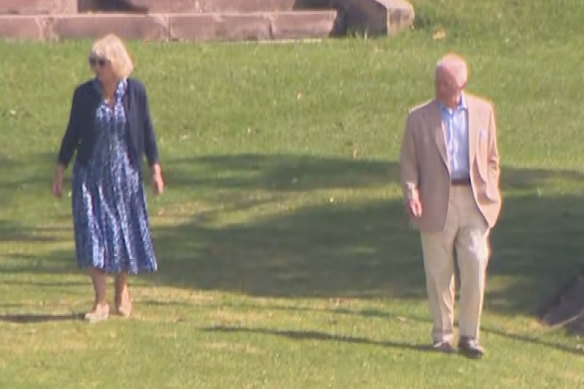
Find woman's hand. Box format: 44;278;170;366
52;164;65;198
151;163;165;195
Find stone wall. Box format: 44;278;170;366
0;0;413;41
0;12;338;41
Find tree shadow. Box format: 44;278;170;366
489;190;584;313
165;154;394;192
4;153;583;320
150;154;584;315
154;154;421;298
0;220;63;243
0;251;74;276
0;152;55;210
153;198;423;298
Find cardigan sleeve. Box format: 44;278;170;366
57;87;83;167
141;86;160;166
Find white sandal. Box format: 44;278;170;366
84;305;110;323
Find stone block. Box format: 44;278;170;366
385;0;415;35
49;14;168;41
168;14;215;41
270;11;337;40
0;0;77;15
0;16;44;40
131;0;298;13
341;0;413;36
202;0;298;13
215;14;271;41
169;13;271;42
0;9;341;42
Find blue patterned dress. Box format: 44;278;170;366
72;79;157;274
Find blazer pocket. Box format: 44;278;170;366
473;162;499;203
474;160;488;182
485;175;501;203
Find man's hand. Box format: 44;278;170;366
407;198;423;218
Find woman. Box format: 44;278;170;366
52;34;164;323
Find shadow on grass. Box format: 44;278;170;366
0;280;86;287
203;325;435;353
0;251;74;275
488;192;584;314
239;301;584;355
0;313;83;323
4;153;583;319
153;198;422;299
481;325;584;357
153;154;584;313
0;152;55;209
203;323;584;356
152;154;422;298
0;220;63;243
165;154;395;192
193;299;583;356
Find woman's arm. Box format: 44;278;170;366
141;86;159;167
139;84;164;195
52;163;66;198
150;162;164;195
57;87;83;168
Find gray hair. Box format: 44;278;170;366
436;53;468;87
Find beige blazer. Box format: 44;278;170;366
400;93;502;232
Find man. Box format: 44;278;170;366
399;53;502;358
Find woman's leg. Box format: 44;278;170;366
85;267;109;322
114;272;132;317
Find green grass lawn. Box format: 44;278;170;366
1;0;583;387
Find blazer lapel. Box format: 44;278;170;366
467;96;479;165
431;100;450;172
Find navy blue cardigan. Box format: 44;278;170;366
57;78;159;169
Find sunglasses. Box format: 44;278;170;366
88;57;108;67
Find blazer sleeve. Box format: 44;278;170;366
400;111;420;202
141;86;160;166
57;87;83;168
487;105;500;187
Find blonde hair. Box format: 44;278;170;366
90;34;134;79
436;53;468;87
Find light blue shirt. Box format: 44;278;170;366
439;95;469;180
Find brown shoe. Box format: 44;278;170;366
431;340;455;354
458;336;484;359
